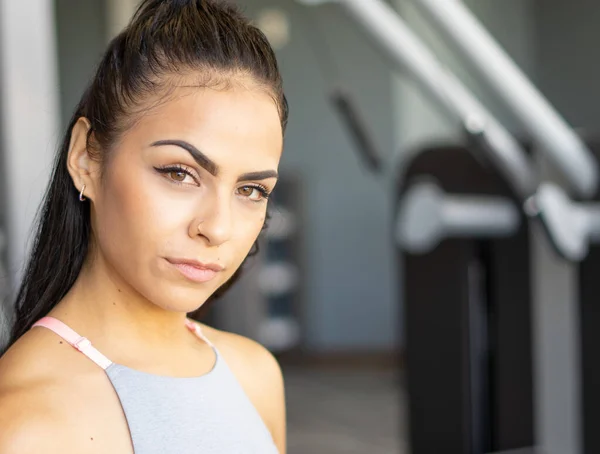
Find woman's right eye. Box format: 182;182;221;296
155;166;199;186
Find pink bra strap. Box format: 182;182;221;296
32;317;213;370
32;317;113;370
185;319;215;348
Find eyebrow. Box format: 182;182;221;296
151;139;219;176
237;170;279;183
150;139;279;182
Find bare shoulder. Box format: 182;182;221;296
0;331;75;453
198;323;287;453
0;325;77;400
0;387;66;453
199;323;285;396
0;329;126;453
200;323;282;373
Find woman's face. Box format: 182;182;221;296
88;85;283;313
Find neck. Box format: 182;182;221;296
51;250;194;352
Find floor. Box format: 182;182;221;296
284;368;541;454
283;365;407;454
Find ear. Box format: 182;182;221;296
66;117;100;201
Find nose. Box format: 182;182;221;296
191;195;233;247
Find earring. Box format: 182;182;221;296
79;184;87;202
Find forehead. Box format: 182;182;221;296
124;85;284;170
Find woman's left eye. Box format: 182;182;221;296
238;185;269;202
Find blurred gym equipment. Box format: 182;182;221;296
396;178;521;254
296;0;600;259
296;1;600;453
397;145;534;453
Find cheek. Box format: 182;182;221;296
92;162;188;270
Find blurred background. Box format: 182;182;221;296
2;1;600;453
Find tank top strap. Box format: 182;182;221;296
32;317;113;370
185;319;215;348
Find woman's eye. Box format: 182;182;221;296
169;171;188;182
239;186;253;197
155;166;198;185
239;186;268;202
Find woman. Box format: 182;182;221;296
0;0;287;452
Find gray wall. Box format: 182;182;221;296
239;1;398;351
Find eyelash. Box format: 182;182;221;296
154;165;271;202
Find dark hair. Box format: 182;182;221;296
3;0;288;351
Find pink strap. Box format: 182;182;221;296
185;319;215;348
32;317;113;370
32;317;214;371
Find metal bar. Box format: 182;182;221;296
341;0;538;201
296;0;538;201
412;0;598;199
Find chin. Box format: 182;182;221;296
151;285;216;314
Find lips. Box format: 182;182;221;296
166;258;224;283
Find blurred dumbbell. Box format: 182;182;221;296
396;179;521;254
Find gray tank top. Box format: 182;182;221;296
32;316;280;454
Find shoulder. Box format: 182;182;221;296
0;333;72;452
200;322;285;400
0;329;110;453
201;323;283;378
199;323;287;452
0;388;66;453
